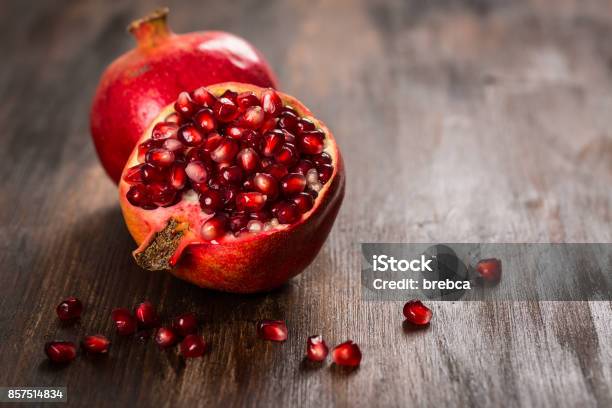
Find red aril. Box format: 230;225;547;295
155;327;178;348
172;313;198;336
476;258;502;284
306;335;329;362
45;341;77;363
135;301;160;328
180;335;207;357
331;341;362;367
111;308;137;335
81;335;111;354
257;320;288;342
90;8;278;183
56;297;83;321
403;300;432;326
119;83;345;293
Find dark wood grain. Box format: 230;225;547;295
1;0;611;407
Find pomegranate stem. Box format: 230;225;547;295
128;7;173;49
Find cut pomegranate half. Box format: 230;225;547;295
119;82;345;293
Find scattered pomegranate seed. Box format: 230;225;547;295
81;335;110;354
257;320;288;342
331;341;362;367
56;297;83;321
135;301;160;328
306;335;329;362
476;258;502;284
172;313;198;336
180;334;207;358
154;327;178;348
403;299;432;326
111;308;137;335
45;341;77;363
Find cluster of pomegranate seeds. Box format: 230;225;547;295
56;297;83;321
124;87;334;240
257;320;288;342
331;341;362;367
306;335;329;362
81;335;111;354
45;341;77;363
403;299;432;326
475;258;502;284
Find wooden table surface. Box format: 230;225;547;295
1;0;611;407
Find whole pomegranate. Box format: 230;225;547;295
91;8;278;183
119;83;344;293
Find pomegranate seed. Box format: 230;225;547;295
211;139;239;163
253;173;278;198
292;159;314;175
221;165;243;185
403;300;432;326
138;139;161;161
135;301;159;328
276;202;300;224
194;108;216;132
225;126;244;140
172;313;198;336
261;89;282;117
278;111;299;133
124;164;144;184
185;161;209;183
282;129;297;144
237;92;260;109
292;193;314;213
177;124;205;147
141;163;167;183
262;130;285;157
476;258;502;284
199;189;224;214
149;182;177;207
306;335;329;362
169;164;187;189
274;143;299;166
111;308;137;335
127;184;154;209
299;131;325;155
318;163;334;184
201;215;228;241
240;106;265;129
164;112;184;124
260;116;277;133
332;341;362;367
250;210;272;222
56;297;83;321
191;87;216;107
243;130;263;150
145;148;175;167
175;91;196;117
203;132;223;153
280;173;307;196
81;335;110;354
45;341;77;363
229;213;249;233
312;152;332;166
151;122;177;141
236;148;260;174
236;192;267;212
154;327;178;348
180;334;207;358
162;138;185;153
257;320;287;342
213;96;239;122
265;163;289;180
297;118;315;132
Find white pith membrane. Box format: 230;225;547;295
121;85;339;262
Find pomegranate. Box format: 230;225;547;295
81;335;111;354
403;300;432;326
306;335;329;362
45;341;77;363
91;8;278;183
119;83;345;293
56;297;83;321
257;320;288;342
331;341;362;367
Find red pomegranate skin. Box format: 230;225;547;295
119;83;345;293
91;8;278;183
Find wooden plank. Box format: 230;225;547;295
0;0;610;407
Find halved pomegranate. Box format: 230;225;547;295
119;83;345;293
